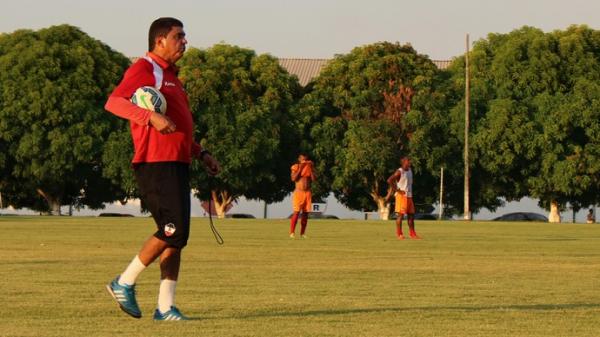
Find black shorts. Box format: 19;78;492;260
134;162;191;249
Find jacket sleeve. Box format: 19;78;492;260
104;59;154;126
105;96;152;126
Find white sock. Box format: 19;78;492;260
158;279;177;313
118;255;146;286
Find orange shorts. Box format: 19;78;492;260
395;193;415;215
292;190;312;213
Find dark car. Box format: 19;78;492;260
287;213;339;219
389;213;440;220
98;213;134;217
225;213;256;219
492;212;548;222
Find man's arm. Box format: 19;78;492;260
291;164;303;182
105;97;175;133
104;60;176;133
387;170;401;186
385;170;401;201
191;142;220;176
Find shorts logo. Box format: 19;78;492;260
164;223;176;237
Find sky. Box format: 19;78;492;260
1;0;598;221
2;0;600;60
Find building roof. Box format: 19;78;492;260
277;58;330;86
432;59;452;70
278;58;453;86
131;56;452;87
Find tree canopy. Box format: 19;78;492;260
178;44;302;217
1;23;599;221
448;25;600;221
299;42;445;219
0;25;130;214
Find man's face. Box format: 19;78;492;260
401;158;411;169
156;26;187;63
299;155;308;163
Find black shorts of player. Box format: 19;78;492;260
134;162;191;249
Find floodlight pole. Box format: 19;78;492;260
464;34;471;221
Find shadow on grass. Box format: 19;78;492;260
223;303;600;320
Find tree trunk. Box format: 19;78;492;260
370;183;391;220
548;199;561;223
36;188;61;215
375;197;391;220
211;189;233;219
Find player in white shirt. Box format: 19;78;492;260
386;157;421;240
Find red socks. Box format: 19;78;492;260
290;213;299;234
300;213;308;235
396;223;403;237
408;218;416;236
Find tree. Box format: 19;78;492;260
178;45;302;218
299;42;444;219
448;26;600;222
0;25;130;214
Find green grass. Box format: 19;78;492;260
1;216;600;337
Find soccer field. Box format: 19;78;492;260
1;216;599;337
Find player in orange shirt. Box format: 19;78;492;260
290;153;317;239
386;157;421;240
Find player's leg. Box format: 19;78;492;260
107;163;170;318
153;162;191;321
395;215;404;239
300;191;311;238
290;191;302;238
120;235;168;286
156;247;181;315
300;212;309;237
407;198;421;239
395;193;405;239
290;212;299;238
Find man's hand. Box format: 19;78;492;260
149;112;176;134
202;153;220;176
300;160;313;169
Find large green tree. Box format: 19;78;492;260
0;25;130;214
178;45;302;217
449;25;600;222
299;42;445;219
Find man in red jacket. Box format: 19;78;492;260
104;17;219;321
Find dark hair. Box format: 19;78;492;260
299;152;310;159
148;17;183;52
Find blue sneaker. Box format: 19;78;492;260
106;276;142;318
153;306;190;321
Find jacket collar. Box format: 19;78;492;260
146;52;179;73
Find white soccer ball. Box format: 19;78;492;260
131;86;167;114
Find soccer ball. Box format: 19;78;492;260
131;86;167;114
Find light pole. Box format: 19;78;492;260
464;34;471;221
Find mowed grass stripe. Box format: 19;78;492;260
1;217;599;337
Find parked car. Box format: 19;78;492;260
225;213;256;219
492;212;548;222
389;213;441;220
98;213;134;217
287;213;339;219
